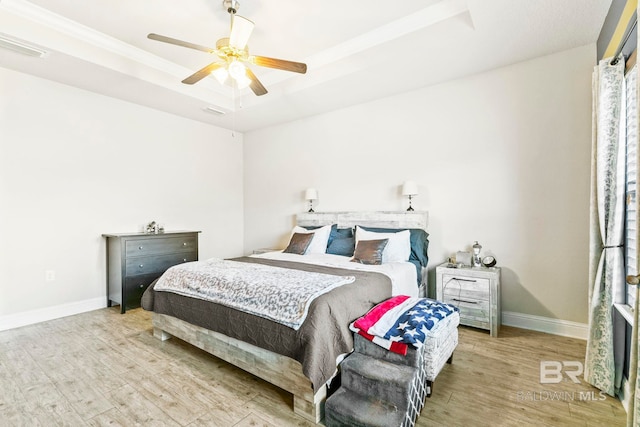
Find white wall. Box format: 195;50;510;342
243;44;594;324
0;67;244;321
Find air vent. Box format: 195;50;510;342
0;33;48;58
202;106;227;116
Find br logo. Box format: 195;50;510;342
539;361;583;384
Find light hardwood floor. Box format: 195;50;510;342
0;307;627;426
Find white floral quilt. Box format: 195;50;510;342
153;258;355;330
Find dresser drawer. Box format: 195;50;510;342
124;274;160;308
126;236;198;256
125;251;197;276
441;274;490;301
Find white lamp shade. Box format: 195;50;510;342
305;188;318;200
402;181;418;196
212;67;229;84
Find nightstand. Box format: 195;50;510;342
435;263;501;337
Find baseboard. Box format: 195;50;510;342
0;297;106;331
502;311;588;340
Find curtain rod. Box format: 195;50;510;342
611;18;638;65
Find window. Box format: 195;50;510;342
626;65;638;308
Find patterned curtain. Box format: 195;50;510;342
585;58;626;396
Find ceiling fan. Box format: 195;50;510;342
147;0;307;96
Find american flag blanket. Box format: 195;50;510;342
350;295;459;355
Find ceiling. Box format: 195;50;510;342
0;0;612;133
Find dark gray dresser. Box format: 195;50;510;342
103;230;200;313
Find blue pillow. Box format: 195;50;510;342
302;224;353;250
327;236;356;256
334;227;354;238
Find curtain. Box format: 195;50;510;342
585;57;626;396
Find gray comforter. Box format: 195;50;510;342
141;256;392;390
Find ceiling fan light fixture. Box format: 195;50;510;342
148;0;306;97
212;67;229;84
228;60;246;80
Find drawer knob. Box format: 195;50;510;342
139;264;144;268
138;246;143;250
139;284;144;289
183;242;187;246
183;258;187;262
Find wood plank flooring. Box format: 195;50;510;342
0;307;628;426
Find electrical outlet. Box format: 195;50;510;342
45;270;55;282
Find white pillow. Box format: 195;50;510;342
355;226;411;263
291;224;332;254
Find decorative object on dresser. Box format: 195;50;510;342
454;251;472;267
145;220;164;234
482;255;497;267
435;262;501;337
401;180;418;211
103;230;200;313
472;241;482;267
304;188;318;212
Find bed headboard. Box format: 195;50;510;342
296;211;428;231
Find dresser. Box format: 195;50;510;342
435;263;501;337
103;231;200;313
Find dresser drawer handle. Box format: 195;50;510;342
139;264;144;268
138;246;143;250
183;258;187;262
139;284;144;289
451;278;477;282
452;298;478;304
183;242;187;246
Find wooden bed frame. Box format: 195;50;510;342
152;210;428;423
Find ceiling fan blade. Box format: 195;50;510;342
251;56;307;74
148;33;215;54
245;67;268;96
182;62;224;85
229;15;254;50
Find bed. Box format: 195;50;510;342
142;211;428;423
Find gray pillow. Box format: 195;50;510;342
283;232;314;255
351;239;389;265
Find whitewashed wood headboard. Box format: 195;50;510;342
296;211;428;231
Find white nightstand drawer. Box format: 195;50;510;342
441;295;490;326
441;274;490;301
